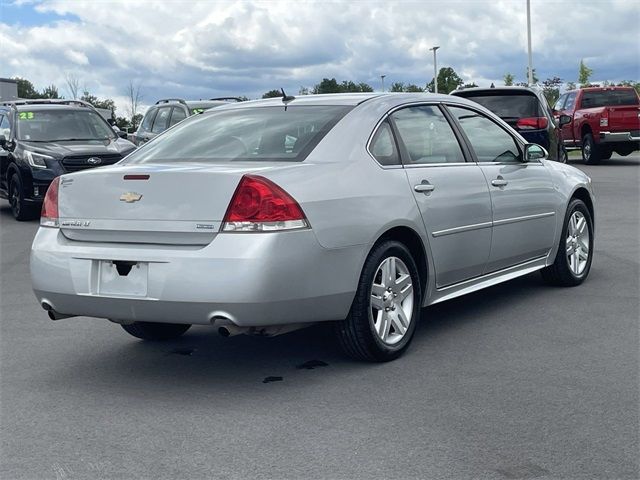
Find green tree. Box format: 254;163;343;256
405;84;424;92
262;89;284;98
298;86;310;95
503;73;515;86
312;78;374;94
542;77;563;107
41;84;60;99
566;81;576;91
526;67;539;84
578;59;593;87
357;82;374;92
463;82;478;89
80;91;115;111
14;77;41;98
427;67;464;94
131;113;143;131
114;116;131;131
312;78;341;94
390;82;405;92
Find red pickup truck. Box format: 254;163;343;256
555;86;640;164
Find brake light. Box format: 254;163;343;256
516;117;549;130
222;175;309;232
41;177;60;227
600;109;609;127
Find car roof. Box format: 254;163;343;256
452;86;541;96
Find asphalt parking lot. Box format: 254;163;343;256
1;154;638;480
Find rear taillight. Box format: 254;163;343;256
600;109;609;127
516;117;549;130
41;177;60;227
222;175;309;232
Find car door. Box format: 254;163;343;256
559;91;578;146
0;114;10;193
135;107;157;145
447;105;557;273
386;104;493;288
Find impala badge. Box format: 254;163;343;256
120;192;143;203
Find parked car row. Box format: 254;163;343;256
29;92;595;361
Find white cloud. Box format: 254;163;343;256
1;0;638;117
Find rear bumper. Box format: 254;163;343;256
599;131;640;143
31;227;362;327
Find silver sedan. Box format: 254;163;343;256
30;93;595;361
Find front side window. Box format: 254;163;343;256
151;107;171;134
564;92;577;111
139;108;156;133
125;106;352;164
448;106;521;163
369;121;400;166
390;105;465;165
15;109;116;142
555;93;567;111
0;114;9;138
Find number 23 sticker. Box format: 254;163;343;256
19;112;35;120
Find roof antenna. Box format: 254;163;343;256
281;88;295;111
490;82;495;88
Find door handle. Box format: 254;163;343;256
491;178;508;187
414;183;435;193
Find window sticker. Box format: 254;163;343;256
19;112;35;120
191;108;205;114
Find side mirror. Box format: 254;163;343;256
559;114;572;127
0;135;6;149
525;143;548;162
117;130;128;139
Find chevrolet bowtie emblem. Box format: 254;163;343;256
119;192;143;203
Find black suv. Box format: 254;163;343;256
451;86;568;162
0;100;136;220
132;97;242;146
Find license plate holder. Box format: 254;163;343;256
98;261;148;297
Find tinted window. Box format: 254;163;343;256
391;105;464;164
564;92;577;111
139;108;156;132
15;109;116;142
459;93;541;120
0;114;9;137
169;107;187;127
555;93;567;110
581;90;639;108
369;121;400;166
449;106;521;163
125;106;352;164
151;107;171;133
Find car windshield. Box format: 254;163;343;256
459;93;541;119
581;90;639;108
16;109;116;142
125;105;352;164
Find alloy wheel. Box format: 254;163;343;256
566;211;590;275
369;256;414;345
9;179;20;218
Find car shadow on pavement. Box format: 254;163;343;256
41;271;549;396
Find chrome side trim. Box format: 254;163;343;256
432;221;492;237
493;211;555;226
426;255;549;306
431;212;555;238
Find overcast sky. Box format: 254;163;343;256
1;0;639;115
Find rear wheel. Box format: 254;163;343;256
336;240;421;362
9;173;37;221
558;145;568;163
581;132;601;164
121;321;191;341
541;198;593;287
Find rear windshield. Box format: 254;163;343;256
581;90;639;108
125;106;352;164
457;93;541;120
16;109;116;142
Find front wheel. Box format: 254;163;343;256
121;321;191;340
9;173;38;221
336;240;421;362
541;199;594;287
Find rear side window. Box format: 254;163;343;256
125;106;352;164
369;121;400;166
151;107;171;133
169;107;187;127
449;106;521;163
581;90;639;108
458;93;541;120
391;105;465;165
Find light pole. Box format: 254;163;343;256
526;0;533;85
380;74;386;92
429;46;440;93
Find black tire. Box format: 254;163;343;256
558;144;568;163
600;146;613;160
581;132;601;164
121;321;191;341
8;173;37;221
335;240;422;362
541;198;594;287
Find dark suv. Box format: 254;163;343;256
131;97;242;146
451;86;568;162
0;100;136;220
